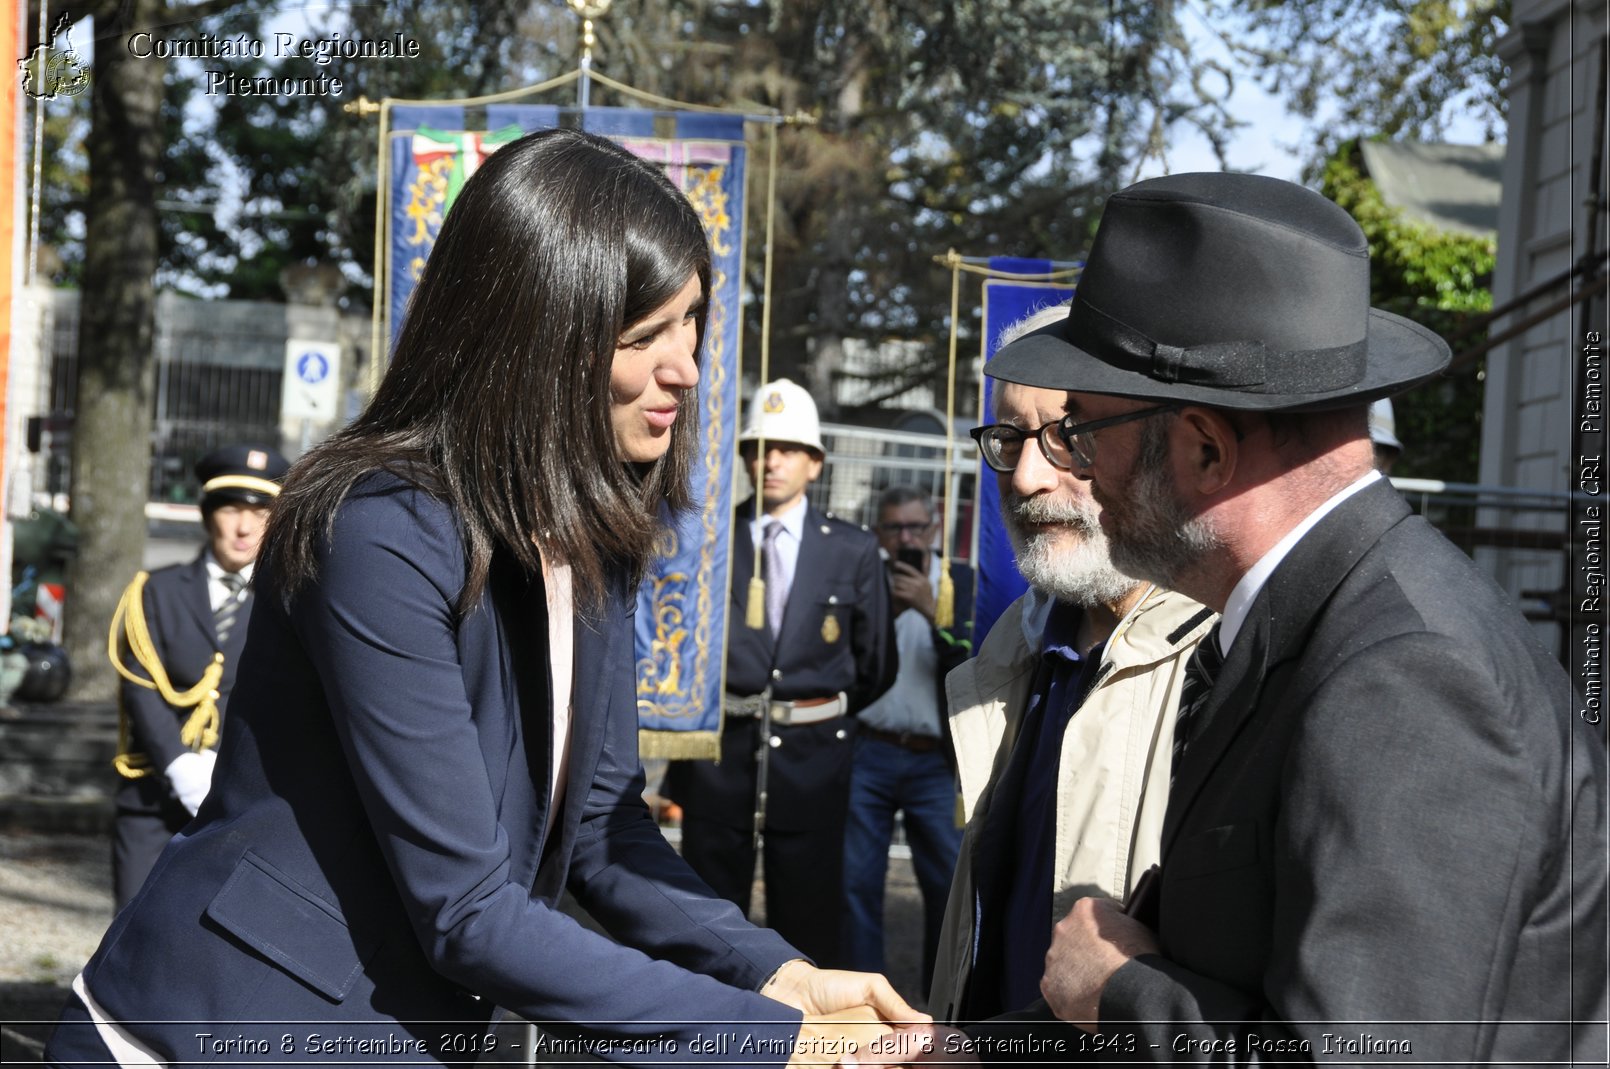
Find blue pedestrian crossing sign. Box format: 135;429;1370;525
281;339;342;421
296;351;330;384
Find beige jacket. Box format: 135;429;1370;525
928;586;1214;1020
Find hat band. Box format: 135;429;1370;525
1072;296;1368;395
202;475;281;498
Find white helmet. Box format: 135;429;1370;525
1368;398;1402;453
739;378;824;454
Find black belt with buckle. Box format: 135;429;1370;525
859;725;943;753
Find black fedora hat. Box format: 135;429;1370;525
196;443;290;513
987;172;1451;411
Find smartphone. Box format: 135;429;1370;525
893;547;928;572
1124;864;1161;926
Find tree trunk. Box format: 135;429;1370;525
63;2;164;699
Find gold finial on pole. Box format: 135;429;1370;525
343;95;381;117
567;0;613;108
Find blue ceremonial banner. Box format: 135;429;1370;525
974;261;1076;644
384;105;747;759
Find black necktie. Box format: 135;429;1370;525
1171;623;1224;784
215;572;246;646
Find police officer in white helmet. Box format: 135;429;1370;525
665;378;897;967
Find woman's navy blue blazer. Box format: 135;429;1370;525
73;474;802;1065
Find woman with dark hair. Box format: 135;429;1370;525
45;128;917;1067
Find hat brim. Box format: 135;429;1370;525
202;488;276;510
986;307;1451;412
737;431;825;455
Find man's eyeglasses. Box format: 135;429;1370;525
1055;404;1177;467
969;419;1075;474
875;521;936;536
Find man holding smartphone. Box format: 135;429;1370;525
843;485;975;989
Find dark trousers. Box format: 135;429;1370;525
111;801;187;911
842;735;962;985
679;813;846;968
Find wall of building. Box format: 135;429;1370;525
18;289;370;508
1479;0;1606;650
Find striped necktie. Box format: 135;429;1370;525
1171;623;1224;784
215;572;247;646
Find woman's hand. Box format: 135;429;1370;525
788;1005;890;1067
762;960;929;1025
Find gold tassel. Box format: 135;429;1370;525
638;728;722;761
746;575;768;630
935;564;955;630
108;574;227;778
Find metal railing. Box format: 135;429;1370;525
38;293;295;504
795;438;1579;662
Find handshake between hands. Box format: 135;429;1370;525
760;960;975;1069
763;896;1162;1067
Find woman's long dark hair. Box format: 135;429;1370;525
263;128;711;615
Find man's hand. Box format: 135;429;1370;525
886;563;935;622
764;960;929;1026
838;1022;978;1067
1040;897;1159;1030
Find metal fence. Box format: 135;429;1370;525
804;422;979;555
35;292;336;505
804;437;1579;662
29;289;1580;662
1392;477;1581;658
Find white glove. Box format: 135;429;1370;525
164;749;218;815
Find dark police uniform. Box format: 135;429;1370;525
109;444;287;909
664;501;896;966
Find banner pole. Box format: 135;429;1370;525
568;1;611;109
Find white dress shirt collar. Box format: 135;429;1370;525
1219;469;1381;652
203;552;254;613
203;551;253;586
750;496;809;543
748;497;809;612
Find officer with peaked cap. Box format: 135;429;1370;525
108;443;290;910
664;379;897;967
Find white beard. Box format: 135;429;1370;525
1002;492;1139;607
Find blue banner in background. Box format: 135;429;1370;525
974;263;1077;644
384;106;747;758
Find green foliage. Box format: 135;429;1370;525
29;1;551;303
1202;0;1509;178
1322;141;1493;481
25;98;89;286
35;1;1239;382
591;0;1237;408
204;0;551;304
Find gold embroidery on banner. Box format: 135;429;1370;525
636;565;688;711
636;154;735;726
404;156;452;248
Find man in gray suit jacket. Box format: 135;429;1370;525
973;172;1606;1064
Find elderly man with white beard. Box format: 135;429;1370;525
916;305;1215;1053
